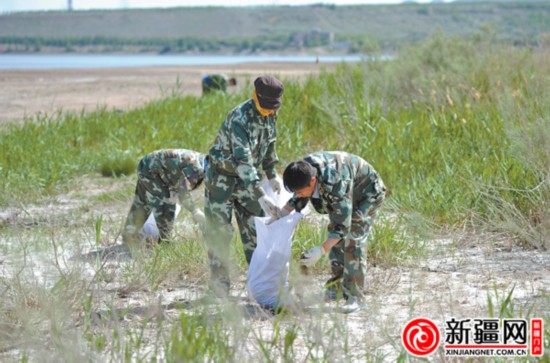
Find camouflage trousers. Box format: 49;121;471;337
326;179;386;300
203;164;264;292
122;169;177;250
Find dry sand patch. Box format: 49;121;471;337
0;62;334;125
1;175;549;361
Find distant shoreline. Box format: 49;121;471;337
0;53;366;70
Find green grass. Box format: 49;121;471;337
2;31;549;247
485;287;550;363
99;149;136;177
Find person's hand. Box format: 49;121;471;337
268;177;282;195
265;207;290;225
299;246;325;266
258;195;282;218
192;208;206;226
168;190;179;204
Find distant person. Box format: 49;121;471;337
204;75;285;297
122;149;206;252
275;151;386;314
202;74;237;95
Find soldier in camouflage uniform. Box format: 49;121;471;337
122;149;206;252
202;74;237;95
205;75;285;296
279;151;386;313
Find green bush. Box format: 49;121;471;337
99;150;137;177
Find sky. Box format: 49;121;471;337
1;0;443;12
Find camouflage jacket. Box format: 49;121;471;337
288;151;384;240
208;99;279;199
138;149;205;212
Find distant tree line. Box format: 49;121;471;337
0;36;320;54
0;33;365;54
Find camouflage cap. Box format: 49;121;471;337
254;76;284;110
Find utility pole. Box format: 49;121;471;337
68;0;73;11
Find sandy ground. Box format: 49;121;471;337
0;62;335;125
1;174;549;361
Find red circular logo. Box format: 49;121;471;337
402;318;440;357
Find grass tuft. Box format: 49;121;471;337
98;150;137;178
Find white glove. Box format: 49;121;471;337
265;207;291;225
168;190;179;204
299;246;325;266
192;208;206;225
268;177;282;195
258;195;282;219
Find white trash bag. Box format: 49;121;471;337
248;213;303;309
138;204;182;243
247;177;306;309
260;176;309;216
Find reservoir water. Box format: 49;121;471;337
0;53;365;70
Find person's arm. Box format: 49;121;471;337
322;237;341;252
178;188;195;213
231;119;265;199
176;166;198;212
177;175;205;224
282;204;294;214
156;168;180;204
299;236;342;266
230;116;285;218
326;197;353;241
263;125;282;193
300;182;353;266
264;203;295;225
287;196;309;213
261;120;279;181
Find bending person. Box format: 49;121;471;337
278;151;386;313
122;149;206;252
202;74;237;95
